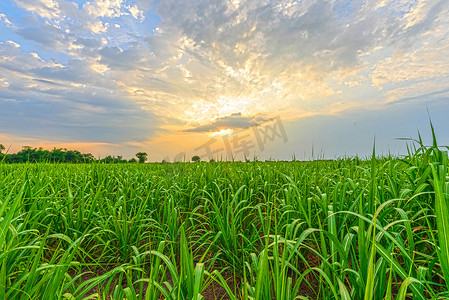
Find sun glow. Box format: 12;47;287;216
211;129;233;136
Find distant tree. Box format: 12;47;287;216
129;158;137;163
0;145;100;163
0;144;5;154
17;146;35;162
51;148;66;162
103;155;114;164
136;152;148;163
209;158;215;162
82;153;94;162
191;155;201;162
65;150;79;163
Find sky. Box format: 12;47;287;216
0;0;448;161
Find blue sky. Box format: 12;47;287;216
0;0;448;161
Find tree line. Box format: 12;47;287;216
0;144;147;164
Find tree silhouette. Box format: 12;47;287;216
191;155;201;162
136;152;148;163
0;144;127;164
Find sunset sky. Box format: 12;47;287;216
1;0;448;161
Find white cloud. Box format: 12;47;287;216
404;0;430;29
0;78;9;87
106;0;382;124
0;40;50;70
370;2;449;89
371;44;449;88
90;59;109;74
0;40;159;144
128;5;144;21
88;21;109;33
83;0;124;18
0;13;13;26
6;40;20;48
13;0;61;19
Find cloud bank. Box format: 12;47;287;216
184;112;270;132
